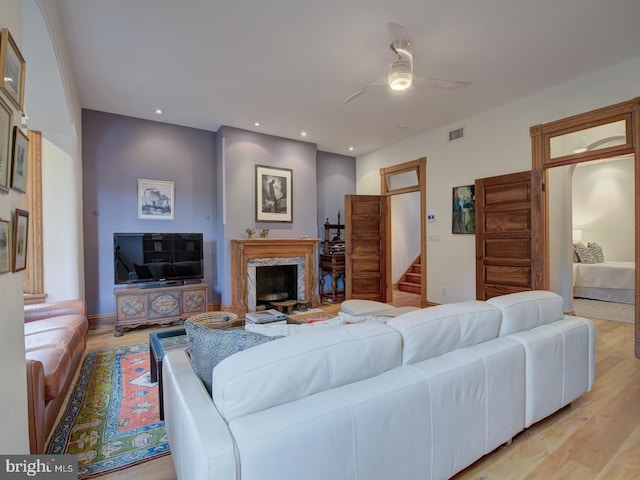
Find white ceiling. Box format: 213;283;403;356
27;0;640;155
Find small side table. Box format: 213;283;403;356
149;328;187;420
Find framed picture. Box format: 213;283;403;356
13;208;28;272
0;28;26;111
255;165;293;222
138;178;175;220
11;126;28;193
452;185;475;234
0;219;10;274
0;95;12;193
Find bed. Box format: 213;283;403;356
573;261;635;304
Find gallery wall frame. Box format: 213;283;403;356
452;185;476;234
0;28;26;111
0;95;12;193
255;164;293;223
11;126;28;193
0;218;10;274
138;178;175;220
13;208;28;272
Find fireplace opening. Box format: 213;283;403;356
256;265;298;308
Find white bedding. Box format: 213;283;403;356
573;261;635;304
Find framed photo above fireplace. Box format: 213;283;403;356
255;165;292;223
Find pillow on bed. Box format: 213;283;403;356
574;242;598;264
587;242;605;263
572;244;580;263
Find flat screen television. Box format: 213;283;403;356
114;233;204;287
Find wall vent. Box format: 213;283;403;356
448;127;464;142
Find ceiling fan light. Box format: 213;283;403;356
388;60;412;91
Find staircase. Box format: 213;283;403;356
397;256;422;295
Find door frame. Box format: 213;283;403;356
530;97;640;358
379;157;428;308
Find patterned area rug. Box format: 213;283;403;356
574;298;634;324
46;343;170;478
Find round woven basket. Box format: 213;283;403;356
186;311;241;328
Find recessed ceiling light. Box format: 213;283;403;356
348;146;354;151
398;122;408;129
301;131;307;137
254;122;261;127
155;108;163;115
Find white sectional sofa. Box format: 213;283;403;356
162;291;595;480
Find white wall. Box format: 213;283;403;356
0;0;30;453
357;56;640;304
572;157;634;261
42;134;84;301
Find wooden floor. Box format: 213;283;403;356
83;291;640;479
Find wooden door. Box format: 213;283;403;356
475;170;545;300
345;195;389;302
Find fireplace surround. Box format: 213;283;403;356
230;238;320;316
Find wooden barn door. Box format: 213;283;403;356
345;195;389;302
475;170;545;300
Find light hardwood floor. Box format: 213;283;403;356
84;292;640;479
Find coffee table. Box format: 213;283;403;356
149;327;188;420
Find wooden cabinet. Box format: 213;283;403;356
113;282;208;336
319;220;345;303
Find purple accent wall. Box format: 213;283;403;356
316;150;356;235
218;126;321;306
82;112;356;315
82;110;218;315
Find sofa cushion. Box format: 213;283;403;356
487;290;564;337
340;299;393;315
386;301;502;364
212;323;402;421
25;348;72;401
184;320;281;395
24;314;88;338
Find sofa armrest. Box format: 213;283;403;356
163;350;237;480
26;358;46;454
24;300;86;323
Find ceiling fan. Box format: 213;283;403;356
342;23;471;104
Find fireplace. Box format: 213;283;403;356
250;260;302;311
231;238;320;316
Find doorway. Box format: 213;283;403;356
530;97;640;358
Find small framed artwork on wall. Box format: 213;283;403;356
0;28;26;111
255;165;293;223
13;208;28;272
0;95;12;193
138;179;175;220
452;185;476;234
0;218;10;274
11;126;28;193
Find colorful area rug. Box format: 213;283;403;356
46;343;170;478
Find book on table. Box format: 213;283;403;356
245;309;287;324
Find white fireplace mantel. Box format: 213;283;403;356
230;238;320;316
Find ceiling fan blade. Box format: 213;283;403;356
387;22;410;46
342;88;368;104
342;77;388;104
387;23;412;60
417;75;471;89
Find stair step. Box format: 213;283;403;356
410;264;421;274
404;272;421;284
398;281;421;294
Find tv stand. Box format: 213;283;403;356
113;282;208;336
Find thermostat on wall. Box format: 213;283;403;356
427;214;435;223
